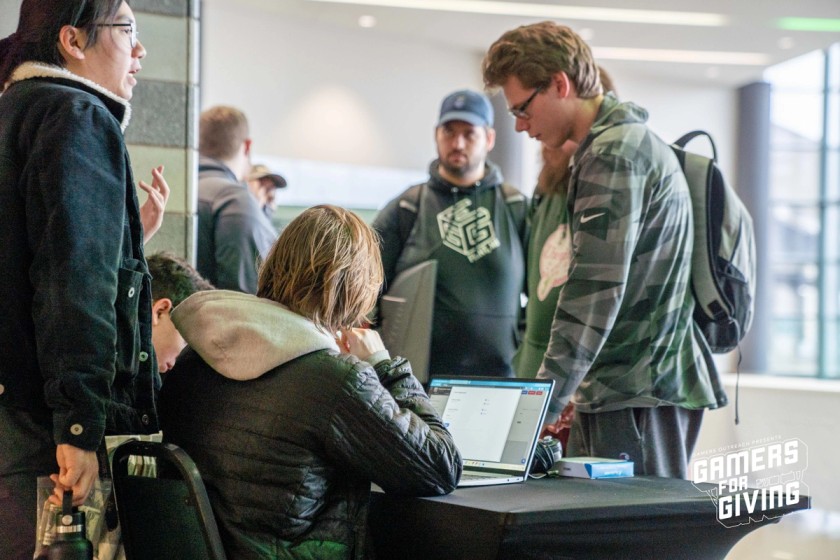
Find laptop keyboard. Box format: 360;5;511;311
461;473;505;481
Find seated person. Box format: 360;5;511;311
146;252;214;374
93;256;212;560
160;204;462;559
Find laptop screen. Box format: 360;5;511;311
428;376;554;476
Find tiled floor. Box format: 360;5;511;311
725;509;840;559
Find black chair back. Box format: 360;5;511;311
111;439;227;560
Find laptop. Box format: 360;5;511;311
428;376;554;487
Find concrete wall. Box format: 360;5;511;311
127;0;200;260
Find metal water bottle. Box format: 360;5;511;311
46;490;94;560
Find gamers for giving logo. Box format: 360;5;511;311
690;437;808;528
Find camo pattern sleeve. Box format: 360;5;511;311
538;112;718;419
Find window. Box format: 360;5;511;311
765;43;840;377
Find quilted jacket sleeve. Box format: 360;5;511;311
325;356;462;496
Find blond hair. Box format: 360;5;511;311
482;21;601;98
198;106;249;160
599;65;617;97
257;205;383;333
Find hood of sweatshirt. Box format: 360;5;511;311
171;290;339;381
588;92;648;137
426;159;504;195
571;92;649;166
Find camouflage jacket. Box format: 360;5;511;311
538;93;718;419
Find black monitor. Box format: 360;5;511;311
378;260;437;384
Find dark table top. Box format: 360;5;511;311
369;476;811;560
385;475;802;524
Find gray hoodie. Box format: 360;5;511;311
172;289;342;380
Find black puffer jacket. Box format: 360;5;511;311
160;291;461;560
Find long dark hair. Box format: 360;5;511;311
0;0;123;90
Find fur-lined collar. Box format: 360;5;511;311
8;62;132;132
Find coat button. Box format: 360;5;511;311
139;351;148;362
128;287;136;298
0;384;4;395
70;424;84;435
141;414;150;425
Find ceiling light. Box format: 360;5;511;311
593;47;770;66
305;0;728;27
358;14;377;27
577;27;595;41
777;17;840;32
778;37;795;50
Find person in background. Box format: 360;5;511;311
0;2;170;558
197;106;277;294
483;22;720;478
373;89;527;377
146;252;214;375
247;163;287;218
161;204;461;559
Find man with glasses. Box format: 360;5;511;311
483;22;721;478
513;67;617;457
373;89;527;377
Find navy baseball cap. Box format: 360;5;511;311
437;89;494;128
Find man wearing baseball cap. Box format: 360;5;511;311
372;89;528;378
247;163;287;217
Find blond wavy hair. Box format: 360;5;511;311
257;205;383;333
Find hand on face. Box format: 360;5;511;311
336;327;385;360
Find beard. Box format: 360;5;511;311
439;150;482;179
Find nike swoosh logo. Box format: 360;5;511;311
580;212;605;223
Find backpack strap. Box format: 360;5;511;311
397;183;424;246
499;182;528;241
673;130;718;162
500;182;524;203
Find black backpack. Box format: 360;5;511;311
671;131;757;354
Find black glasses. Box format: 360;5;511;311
96;22;138;49
509;86;544;120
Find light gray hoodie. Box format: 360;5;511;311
171;290;342;381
